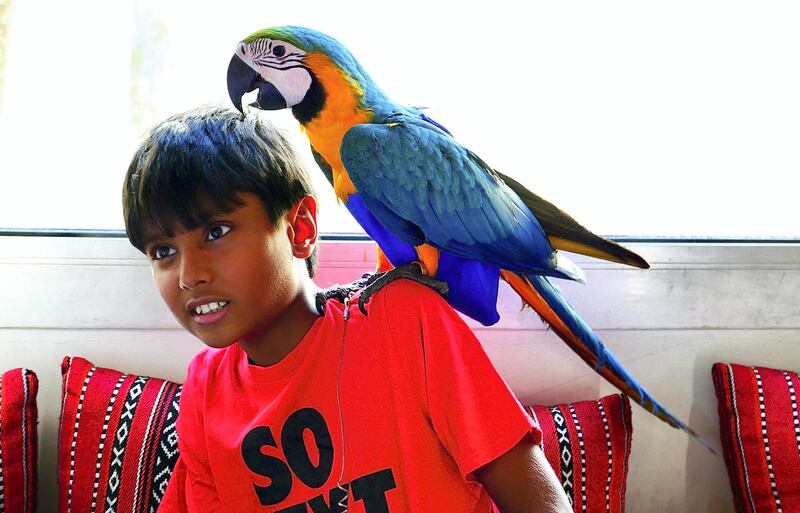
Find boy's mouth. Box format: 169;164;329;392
188;299;230;326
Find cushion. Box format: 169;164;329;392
0;368;38;513
525;394;632;513
712;362;800;513
58;356;182;513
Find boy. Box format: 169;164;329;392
123;105;571;513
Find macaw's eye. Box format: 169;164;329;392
273;45;286;57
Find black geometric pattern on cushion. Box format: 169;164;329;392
550;405;575;506
526;394;633;513
104;376;148;513
59;356;183;513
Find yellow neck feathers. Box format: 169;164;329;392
301;53;372;203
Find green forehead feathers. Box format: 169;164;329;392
243;27;304;50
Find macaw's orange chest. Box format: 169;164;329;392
301;53;373;203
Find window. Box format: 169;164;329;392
1;1;797;238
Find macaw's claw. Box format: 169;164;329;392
314;274;373;315
357;263;449;315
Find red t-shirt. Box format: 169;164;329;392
159;280;541;513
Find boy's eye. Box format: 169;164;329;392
206;225;231;241
151;246;176;260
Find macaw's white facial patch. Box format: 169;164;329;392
237;38;312;108
264;67;313;108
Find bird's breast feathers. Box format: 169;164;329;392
302;52;372;202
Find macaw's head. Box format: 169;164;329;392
227;26;371;123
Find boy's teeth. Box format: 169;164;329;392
194;301;228;315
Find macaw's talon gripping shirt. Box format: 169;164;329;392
159;279;541;513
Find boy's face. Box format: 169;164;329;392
143;193;304;349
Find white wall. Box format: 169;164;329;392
1;236;799;512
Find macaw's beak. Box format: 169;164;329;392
226;54;287;114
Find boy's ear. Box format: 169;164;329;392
286;195;318;259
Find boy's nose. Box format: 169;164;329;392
178;252;213;290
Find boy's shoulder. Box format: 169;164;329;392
365;277;452;313
360;278;463;333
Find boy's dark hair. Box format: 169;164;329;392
123;105;319;277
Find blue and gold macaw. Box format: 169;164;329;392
227;26;705;444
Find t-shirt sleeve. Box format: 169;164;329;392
158;352;224;513
381;280;542;477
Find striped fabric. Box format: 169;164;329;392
58;356;181;513
525;394;632;513
712;362;800;513
0;368;38;513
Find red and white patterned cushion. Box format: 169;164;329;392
0;368;38;513
712;362;800;513
58;356;182;513
525;394;633;513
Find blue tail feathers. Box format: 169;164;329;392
525;274;694;434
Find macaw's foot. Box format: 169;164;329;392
314;274;372;315
357;263;449;315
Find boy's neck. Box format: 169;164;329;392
239;283;321;367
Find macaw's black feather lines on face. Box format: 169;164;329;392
248;39;304;69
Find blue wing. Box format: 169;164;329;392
311;144;502;325
340;116;565;277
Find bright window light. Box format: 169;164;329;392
0;1;798;237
